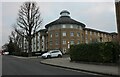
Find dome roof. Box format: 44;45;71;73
45;10;86;29
60;10;70;15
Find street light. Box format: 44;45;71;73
68;41;70;49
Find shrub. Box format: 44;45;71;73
70;42;120;63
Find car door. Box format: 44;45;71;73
51;51;58;57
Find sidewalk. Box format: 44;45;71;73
12;55;41;59
40;57;119;76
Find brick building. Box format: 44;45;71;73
19;10;118;53
45;10;117;53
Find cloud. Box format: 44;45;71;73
70;2;117;32
85;3;114;15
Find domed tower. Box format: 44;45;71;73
45;10;86;54
60;10;70;17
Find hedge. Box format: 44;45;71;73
70;42;120;63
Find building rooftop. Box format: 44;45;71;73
45;10;86;29
84;28;117;35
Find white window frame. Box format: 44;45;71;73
63;32;66;36
62;25;66;28
70;25;73;28
70;40;74;45
62;40;66;45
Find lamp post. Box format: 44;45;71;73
68;41;70;49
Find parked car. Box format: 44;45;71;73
3;52;9;55
41;50;62;59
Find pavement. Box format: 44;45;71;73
40;57;119;77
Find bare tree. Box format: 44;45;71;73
10;31;19;44
15;2;42;57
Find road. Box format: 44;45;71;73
2;55;111;77
0;55;2;76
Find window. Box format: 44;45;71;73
70;25;73;28
78;26;81;30
90;31;92;35
86;39;88;44
62;25;66;28
70;40;74;45
70;32;74;36
105;34;106;38
85;30;87;34
101;33;103;37
62;40;66;45
94;32;96;36
50;33;52;38
98;33;100;36
55;39;59;45
77;40;80;44
63;32;66;36
77;32;80;37
51;51;59;53
50;41;52;45
55;32;59;37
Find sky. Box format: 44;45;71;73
0;0;118;49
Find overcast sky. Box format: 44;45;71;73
0;0;118;49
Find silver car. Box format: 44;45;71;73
41;50;62;59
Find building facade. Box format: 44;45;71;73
19;10;118;53
32;29;47;52
45;10;86;53
115;0;120;44
45;10;117;53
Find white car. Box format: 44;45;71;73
3;52;9;55
41;50;62;59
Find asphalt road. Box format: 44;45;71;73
0;55;2;76
2;55;111;77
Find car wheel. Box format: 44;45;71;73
47;55;51;59
58;54;62;58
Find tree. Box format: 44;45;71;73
7;37;15;55
10;31;21;46
2;43;8;52
9;31;22;53
15;2;42;57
